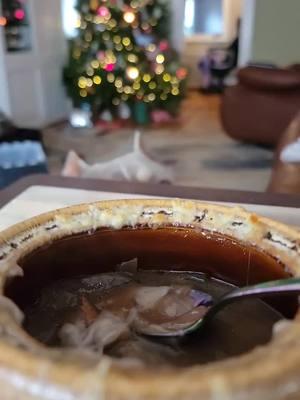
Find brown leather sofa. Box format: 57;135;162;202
220;66;300;147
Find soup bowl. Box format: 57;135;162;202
0;199;299;399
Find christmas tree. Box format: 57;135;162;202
63;0;188;124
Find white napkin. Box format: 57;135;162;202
280;139;300;163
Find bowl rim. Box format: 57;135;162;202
0;198;300;399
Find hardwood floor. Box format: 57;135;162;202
43;91;274;192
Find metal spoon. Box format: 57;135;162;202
141;277;300;338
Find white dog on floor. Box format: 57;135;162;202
62;131;174;183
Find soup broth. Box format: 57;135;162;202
4;227;294;367
20;270;281;367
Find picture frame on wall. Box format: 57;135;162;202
1;0;32;52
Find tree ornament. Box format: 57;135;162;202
97;6;110;18
97;50;106;61
176;67;188;80
133;29;154;48
105;63;116;72
159;40;169;51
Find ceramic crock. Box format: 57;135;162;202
0;199;299;400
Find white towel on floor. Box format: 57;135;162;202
280;139;300;163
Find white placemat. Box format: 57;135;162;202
0;185;299;231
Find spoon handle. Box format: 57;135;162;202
211;277;300;316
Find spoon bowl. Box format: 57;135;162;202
139;277;300;338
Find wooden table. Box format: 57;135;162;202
0;174;299;231
1;174;300;208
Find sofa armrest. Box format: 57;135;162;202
238;67;300;90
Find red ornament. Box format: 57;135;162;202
105;63;115;72
176;67;188;80
159;40;169;52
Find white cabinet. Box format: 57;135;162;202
1;0;68;128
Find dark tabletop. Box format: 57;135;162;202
0;174;299;209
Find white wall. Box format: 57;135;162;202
238;0;256;66
0;28;11;115
239;0;300;67
251;0;300;66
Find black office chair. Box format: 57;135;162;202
198;37;239;93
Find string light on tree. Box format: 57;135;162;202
122;37;131;46
149;81;156;89
126;66;139;80
91;60;100;68
113;35;121;44
78;77;87;88
128;53;138;63
155;64;164;74
147;44;156;52
143;74;151;83
93;76;102;84
156;54;165;64
133;81;141;90
123;10;135;24
86;67;94;76
107;73;115;83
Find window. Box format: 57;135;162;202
62;0;79;38
184;0;224;38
